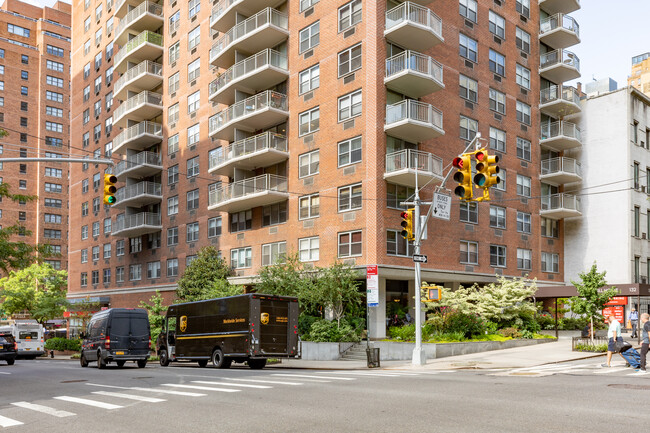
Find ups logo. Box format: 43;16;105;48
180;315;188;332
261;312;269;325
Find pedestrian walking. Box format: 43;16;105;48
638;313;650;373
629;307;639;338
602;314;623;367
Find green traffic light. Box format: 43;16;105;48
107;196;116;204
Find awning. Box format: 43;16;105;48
535;283;650;299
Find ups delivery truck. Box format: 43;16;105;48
157;294;299;369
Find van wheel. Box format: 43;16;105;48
6;359;15;366
80;353;89;368
159;349;170;367
211;348;226;368
116;360;126;368
197;359;208;368
248;359;267;369
97;353;106;369
137;360;147;368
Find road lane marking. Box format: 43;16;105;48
191;381;271;389
53;396;122;410
11;402;75;417
160;384;240;393
0;372;11;375
271;374;355;381
319;371;420;377
91;391;166;403
86;383;205;397
0;415;23;427
224;378;303;386
594;368;629;374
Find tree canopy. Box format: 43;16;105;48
175;246;243;302
570;263;617;322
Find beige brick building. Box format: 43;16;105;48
68;0;581;338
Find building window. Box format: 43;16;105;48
459;34;478;62
516;0;530;18
103;269;111;285
489;50;505;76
169;72;180;95
187;156;199;178
187;91;200;114
459;74;478;103
299;194;320;219
516;101;531;125
517;249;532;270
103;243;112;259
115;239;124;256
8;24;30;38
300;0;319;12
299;237;319;262
147;261;161;279
92;246;100;261
187;124;200;146
541;252;559;273
46;76;64;88
262;241;287;266
490;206;506;229
299;64;319;94
168;103;179;124
186;222;199;242
516;174;531;197
459;0;477;22
541;217;558;238
338;43;362;77
299;107;319;136
515;27;530;53
81;225;88;240
167;196;179;215
129;264;142;281
231;247;252;269
386;183;414;210
338;0;361;32
299;150;319;178
81;273;87;287
299;21;320;53
635;206;640;237
489;10;505;38
489;88;506;114
460;240;478;264
81;249;88;263
516;64;531;89
115;267;124;283
167;259;178;277
387;230;413;257
188;0;200;18
490;245;506;267
47;91;64;103
338;230;362;258
338;183;362;212
167;227;179;246
186;189;199;210
489;127;506;152
208;217;222;238
168;134;179;154
104;218;111;234
338;90;362;122
188;26;200;50
168;165;179;185
516;211;531;234
263;202;287;226
92;221;100;237
460;202;478;224
338;136;362;167
516;137;531;161
460;116;478;141
230;210;252;232
169;42;180;64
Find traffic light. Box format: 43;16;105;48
103;174;117;205
421;284;443;302
473;150;500;188
400;208;414;241
452;155;473;200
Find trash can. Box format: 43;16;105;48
366;347;380;368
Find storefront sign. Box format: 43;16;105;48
603;306;625;323
366;265;379;307
605;296;628;306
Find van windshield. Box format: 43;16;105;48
111;315;149;337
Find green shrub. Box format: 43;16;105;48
304;319;359;342
498;327;521;339
575;343;607;352
388;324;415;341
520;329;534;339
44;338;81;352
298;314;320;336
485;321;499;335
443;311;486;338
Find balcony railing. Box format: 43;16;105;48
540;49;580;72
210;8;288;62
386;99;443;129
113;90;162;121
385;50;443;83
113;121;163;150
209;90;288;135
115;2;163;40
541;121;581;142
540;85;580;106
115;181;162;203
113;212;161;233
210;0;239;26
209;132;287;170
385;2;442;38
540;13;580;38
115;151;162;177
386;149;443;176
209;49;288;97
114;30;163;67
114;60;162;96
208;174;288;207
541;193;581;213
541;157;582;177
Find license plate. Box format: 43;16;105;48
24;348;30;351
115;351;125;355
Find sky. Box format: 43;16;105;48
10;0;650;89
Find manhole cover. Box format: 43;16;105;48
608;384;650;391
60;379;87;383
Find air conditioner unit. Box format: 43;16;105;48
643;232;647;239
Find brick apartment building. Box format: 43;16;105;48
68;0;581;338
0;0;71;272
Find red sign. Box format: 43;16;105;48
603;306;625;323
366;265;378;276
605;296;627;306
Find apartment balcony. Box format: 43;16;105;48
209;49;288;105
540;85;581;118
540;121;582;151
115;2;163;46
539;49;580;84
114;181;162;209
113;121;163;154
207;174;289;213
114;30;163;74
113;91;163;128
384;51;444;98
208;132;288;177
540;193;581;219
114;60;162;100
383;149;443;189
540;157;582;184
115;0;146;18
539;13;580;49
539;0;580;16
384;99;444;143
208;90;288;142
384;2;443;53
210;0;282;33
112;212;162;237
209;8;289;69
114;151;162;181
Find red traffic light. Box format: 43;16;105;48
475;151;486;161
452;157;464;169
400;211;409;219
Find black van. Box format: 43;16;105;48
80;308;150;369
0;332;17;365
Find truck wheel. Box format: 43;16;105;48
116;360;126;368
248;359;266;369
6;359;15;366
211;348;226;368
159;349;170;367
197;359;208;368
137;359;147;368
80;353;89;368
97;352;107;369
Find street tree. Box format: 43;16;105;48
471;276;537;322
305;262;362;329
570;262;618;344
256;253;313;299
139;291;167;344
175;246;241;302
0;263;68;324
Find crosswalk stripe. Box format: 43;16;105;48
161;384;240;393
86;383;205;397
0;415;23;427
11;401;75;417
0;372;11;375
54;396;122;410
224;378;303;386
91;391;166;403
191;380;271;389
271;374;355;381
319;371;411;377
594;368;629;374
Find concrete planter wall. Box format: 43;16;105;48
300;341;355;360
539;330;607;338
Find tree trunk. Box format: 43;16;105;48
590;315;594;346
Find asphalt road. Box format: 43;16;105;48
0;356;648;432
